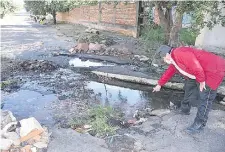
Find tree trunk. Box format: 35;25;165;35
52;9;56;24
155;2;173;45
169;7;183;47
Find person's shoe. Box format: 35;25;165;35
186;121;204;134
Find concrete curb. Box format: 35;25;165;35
92;71;225;96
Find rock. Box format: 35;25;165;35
85;28;99;34
135;118;147;125
150;109;170;117
2;121;18;134
3;132;20;146
74;43;89;52
69;48;75;53
88;43;102;51
31;147;37;152
34;142;48;148
1;110;16;129
139;56;149;62
127;119;136;124
83;125;92;129
219;101;225;106
134;55;149;62
0;139;13;150
19;117;43;137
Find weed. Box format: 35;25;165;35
0;80;14;89
70;105;119;137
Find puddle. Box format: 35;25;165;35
87;81;183;118
2;90;57;126
69;58;115;67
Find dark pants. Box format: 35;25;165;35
181;79;217;125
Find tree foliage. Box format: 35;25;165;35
150;1;225;47
0;0;17;18
24;0;99;24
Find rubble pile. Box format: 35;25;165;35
67;32;136;57
67;30;150;61
19;60;57;72
1;110;50;152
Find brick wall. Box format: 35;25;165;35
56;2;138;37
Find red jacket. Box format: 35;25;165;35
158;47;225;90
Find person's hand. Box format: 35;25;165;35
153;85;161;92
199;81;206;92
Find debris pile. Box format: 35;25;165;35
19;60;57;72
85;27;100;35
1;110;50;152
67;32;136;57
220;97;225;106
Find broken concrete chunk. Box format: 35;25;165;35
1;110;17;129
150;109;170;117
2;121;18;134
19;117;43;137
0;139;13;150
85;28;99;34
3;132;20;146
31;147;37;152
69;48;75;53
33;142;48;148
219;101;225;106
135;118;147;125
20;129;44;143
88;43;102;51
75;43;89;52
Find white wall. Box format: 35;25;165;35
195;3;225;54
195;25;225;48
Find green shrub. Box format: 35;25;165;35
179;28;198;45
140;25;165;43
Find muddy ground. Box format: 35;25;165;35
1;10;225;152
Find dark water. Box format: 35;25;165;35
2;90;57;126
2;78;223;127
87;81;184;118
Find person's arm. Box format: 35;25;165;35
153;64;177;92
158;64;177;86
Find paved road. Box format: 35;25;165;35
1;10;74;63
